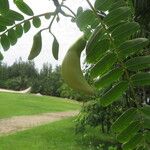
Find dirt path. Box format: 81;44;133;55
0;111;79;135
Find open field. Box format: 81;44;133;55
0;92;80;119
0;117;115;150
0;92;116;150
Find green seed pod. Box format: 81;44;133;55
61;36;95;95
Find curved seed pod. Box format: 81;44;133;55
28;31;42;60
61;36;95;95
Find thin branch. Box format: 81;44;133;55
0;12;55;36
40;27;49;33
60;10;75;19
61;5;76;17
52;0;60;7
48;9;58;32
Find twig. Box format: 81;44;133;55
0;12;55;36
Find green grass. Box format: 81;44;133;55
0;118;80;150
0;117;116;150
0;92;116;150
0;92;80;119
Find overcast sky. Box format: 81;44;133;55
1;0;91;69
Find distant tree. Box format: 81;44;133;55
0;63;9;88
0;59;38;90
31;64;62;96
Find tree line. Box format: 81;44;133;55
0;59;90;101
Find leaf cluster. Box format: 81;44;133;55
75;0;150;149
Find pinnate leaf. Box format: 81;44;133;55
100;81;128;107
111;108;138;132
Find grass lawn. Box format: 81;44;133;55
0;117;116;150
0;92;80;119
0;118;117;150
0;93;116;150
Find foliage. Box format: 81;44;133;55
0;61;88;100
75;0;150;149
31;64;62;96
76;100;123;134
0;59;37;90
0;0;70;60
0;0;150;149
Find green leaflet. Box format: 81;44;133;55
111;108;137;132
45;13;51;20
100;81;128;107
140;105;150;117
91;19;99;29
23;20;31;33
139;105;150;129
125;55;150;71
8;10;24;21
112;22;140;45
86;25;105;55
0;34;10;51
14;0;34;16
90;52;117;78
77;7;83;17
15;24;23;38
0;16;14;26
7;29;17;46
86;38;110;63
1;9;24;21
117;121;141;143
104;7;131;26
0;51;4;60
32;17;41;28
118;38;149;58
0;25;6;32
144;131;150;144
95;68;123;89
143;117;150;129
94;0;114;11
131;73;150;86
52;36;59;60
122;133;143;150
0;0;9;10
82;28;92;40
44;12;54;20
28;31;42;60
136;146;147;150
108;21;126;33
109;0;126;11
76;9;96;30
